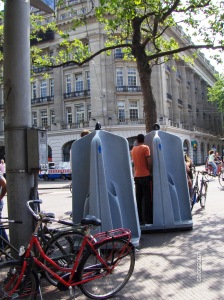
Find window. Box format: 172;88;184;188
40;80;47;98
50;79;54;96
67;107;72;124
76;105;84;123
115;48;123;59
60;13;66;20
116;68;123;86
86;71;90;90
31;82;37;99
40;110;48;127
87;104;91;120
66;75;72;94
32;112;37;126
129;101;138;119
50;110;55;124
128;68;137;86
117;101;125;120
75;74;83;92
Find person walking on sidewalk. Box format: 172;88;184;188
131;134;153;225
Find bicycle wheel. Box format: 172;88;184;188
199;182;208;209
0;260;38;299
43;230;85;286
218;171;224;187
78;238;135;299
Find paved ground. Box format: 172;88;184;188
3;169;224;299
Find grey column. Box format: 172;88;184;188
4;0;33;249
180;64;189;126
189;71;197;126
53;66;63;128
170;60;180;124
196;77;204;129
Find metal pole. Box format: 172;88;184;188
3;0;33;249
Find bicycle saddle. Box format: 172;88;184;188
81;215;101;226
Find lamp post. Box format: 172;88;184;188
3;0;54;250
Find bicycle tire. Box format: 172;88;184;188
0;260;38;299
218;171;224;187
199;182;208;209
190;186;198;211
43;230;85;286
78;238;135;299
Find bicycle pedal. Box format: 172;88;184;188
58;259;69;267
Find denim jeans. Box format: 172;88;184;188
208;161;217;176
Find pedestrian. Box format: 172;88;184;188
184;154;193;180
0;171;8;249
80;129;91;138
207;150;217;176
0;159;6;179
131;134;153;225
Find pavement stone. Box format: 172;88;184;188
3;169;224;299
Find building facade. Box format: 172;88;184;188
0;0;223;166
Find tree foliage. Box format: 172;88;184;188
2;0;224;131
208;74;224;112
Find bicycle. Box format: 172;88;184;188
0;200;135;299
218;167;224;187
0;200;80;262
190;171;210;211
0;200;90;287
205;162;223;179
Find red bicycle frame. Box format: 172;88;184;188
7;221;132;296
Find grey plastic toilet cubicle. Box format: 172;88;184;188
143;125;193;231
71;127;141;247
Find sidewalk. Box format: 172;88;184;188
36;175;224;299
5;173;224;300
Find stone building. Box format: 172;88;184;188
0;0;223;166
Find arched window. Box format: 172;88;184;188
183;140;189;155
63;141;75;162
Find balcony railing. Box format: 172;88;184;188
61;121;90;129
64;89;90;99
116;86;142;92
32;66;53;73
118;118;145;125
114;53;124;59
31;96;54;104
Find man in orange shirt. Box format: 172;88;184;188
131;134;152;225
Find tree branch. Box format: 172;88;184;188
147;44;224;61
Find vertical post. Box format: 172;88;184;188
3;0;33;248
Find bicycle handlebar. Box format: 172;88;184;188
26;200;75;226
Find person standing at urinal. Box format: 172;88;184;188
131;134;152;224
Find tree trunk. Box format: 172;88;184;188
137;63;157;133
132;17;157;133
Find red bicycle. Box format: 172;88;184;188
0;200;135;299
205;163;224;187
